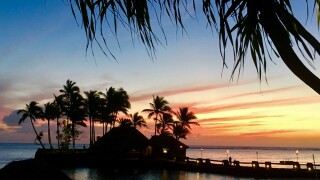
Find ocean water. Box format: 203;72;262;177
1;143;320;179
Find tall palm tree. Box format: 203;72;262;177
99;102;114;135
117;118;133;128
157;113;174;135
129;112;147;129
53;94;63;148
43;102;56;149
84;90;102;147
59;79;86;149
104;87;131;129
142;95;172;136
70;1;320;95
175;107;199;130
17;101;46;149
172;123;190;140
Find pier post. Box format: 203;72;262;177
234;160;240;167
252;161;259;168
265;162;271;169
306;163;314;171
293;162;300;170
222;160;229;167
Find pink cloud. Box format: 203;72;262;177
130;79;259;102
191;96;320;115
199;114;285;124
239;130;298;137
219;85;300;100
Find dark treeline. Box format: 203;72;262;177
17;79;199;150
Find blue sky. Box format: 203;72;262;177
1;0;320;147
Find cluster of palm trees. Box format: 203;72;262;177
143;95;199;140
17;80;199;150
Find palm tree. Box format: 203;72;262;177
99;103;114;135
43;102;56;149
70;1;320;95
17;101;46;149
175;107;199;130
129;112;147;129
59;79;86;149
117;118;133;128
157;113;174;135
104;87;131;129
53;94;63;148
172;123;190;140
84;90;102;147
142;95;172;136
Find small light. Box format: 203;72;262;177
163;148;168;154
180;145;183;148
196;160;200;164
307;163;313;171
253;164;255;167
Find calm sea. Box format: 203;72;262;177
1;143;320;179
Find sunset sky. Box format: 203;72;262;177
1;0;320;148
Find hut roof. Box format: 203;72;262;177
93;127;149;151
149;135;189;149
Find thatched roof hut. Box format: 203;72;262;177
149;135;189;160
92;127;149;159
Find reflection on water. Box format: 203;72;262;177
63;168;249;180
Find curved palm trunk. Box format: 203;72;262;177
31;118;45;149
260;2;320;95
102;121;105;135
154;114;158;136
56;118;60;149
72;121;75;150
47;119;53;149
92;120;95;143
89;116;92;147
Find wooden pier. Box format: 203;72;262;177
177;157;320;178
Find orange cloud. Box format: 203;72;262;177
192;96;320;115
219;85;300;101
199;114;285;124
239;129;298;137
130;79;259;102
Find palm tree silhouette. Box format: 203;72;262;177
100;103;114;135
172;123;190;140
59;80;86;150
53;94;63;149
142;95;172;136
175;107;199;130
43;102;56;149
117;118;133;128
84;90;102;147
17;101;46;149
129;112;147;129
157;113;174;135
104;87;131;129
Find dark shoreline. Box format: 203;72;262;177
34;149;320;179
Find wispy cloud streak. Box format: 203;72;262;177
192;96;320;115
